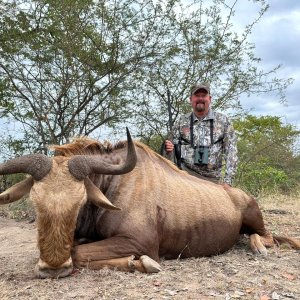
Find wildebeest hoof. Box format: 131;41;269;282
250;233;269;256
257;247;268;256
140;255;162;273
251;246;268;256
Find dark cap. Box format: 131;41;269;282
191;83;210;95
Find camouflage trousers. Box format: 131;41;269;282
181;164;220;184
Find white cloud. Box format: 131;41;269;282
231;1;300;130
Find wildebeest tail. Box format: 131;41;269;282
273;235;300;249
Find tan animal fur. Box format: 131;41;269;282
0;133;299;279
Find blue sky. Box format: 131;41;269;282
233;0;300;130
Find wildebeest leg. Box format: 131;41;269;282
72;237;161;273
74;254;161;273
249;233;274;255
76;255;144;272
241;197;275;254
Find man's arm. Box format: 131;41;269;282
165;118;182;153
223;120;238;186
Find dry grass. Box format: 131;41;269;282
0;193;299;300
259;193;300;237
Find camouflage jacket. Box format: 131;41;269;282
170;109;238;185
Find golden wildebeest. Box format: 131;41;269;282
0;129;299;279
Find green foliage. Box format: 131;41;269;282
0;197;35;220
0;0;292;154
0;173;26;192
0;0;167;152
0;173;34;220
139;134;167;154
129;0;292;141
237;160;288;195
234;115;300;196
0;132;28;160
1;1;298;200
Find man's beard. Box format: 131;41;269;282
195;102;206;112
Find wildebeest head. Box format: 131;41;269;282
0;129;137;278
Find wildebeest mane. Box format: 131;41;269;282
51;137;127;156
50;136;181;173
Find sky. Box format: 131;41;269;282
1;0;299;143
232;0;300;130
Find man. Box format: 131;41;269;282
165;83;238;187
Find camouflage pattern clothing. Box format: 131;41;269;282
171;109;238;185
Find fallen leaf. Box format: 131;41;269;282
260;295;270;300
246;287;255;294
261;278;267;285
281;272;296;280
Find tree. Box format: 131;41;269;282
0;0;293;157
0;0;170;153
234;115;300;195
129;0;292;143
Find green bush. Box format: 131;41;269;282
233;115;300;196
236;161;288;196
0;197;35;221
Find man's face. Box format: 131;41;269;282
190;89;211;115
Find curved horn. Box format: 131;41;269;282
84;178;121;210
68;128;137;180
0;154;52;181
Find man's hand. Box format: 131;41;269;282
165;140;174;153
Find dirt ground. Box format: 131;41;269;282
0;195;299;300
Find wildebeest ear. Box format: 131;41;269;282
84;178;121;211
0;177;34;205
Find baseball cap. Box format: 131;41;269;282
191;83;210;95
